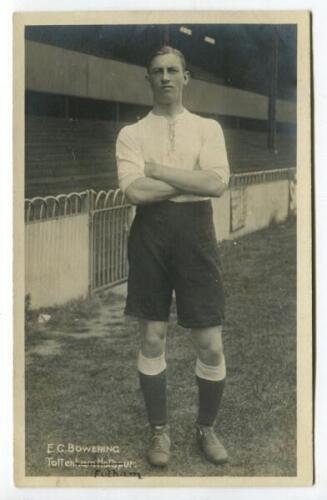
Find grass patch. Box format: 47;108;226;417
26;295;102;334
25;218;296;478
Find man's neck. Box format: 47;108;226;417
152;102;184;118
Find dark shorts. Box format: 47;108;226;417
125;200;225;329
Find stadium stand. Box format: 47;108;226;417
25;115;296;198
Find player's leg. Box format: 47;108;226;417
126;202;172;427
192;325;226;427
137;319;171;467
171;200;227;463
138;319;168;427
125;204;174;466
191;325;228;464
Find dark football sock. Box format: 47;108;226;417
139;370;167;427
196;376;225;427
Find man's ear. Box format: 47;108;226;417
183;70;191;86
145;73;154;91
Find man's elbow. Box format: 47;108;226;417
209;180;228;198
204;171;229;198
124;185;144;205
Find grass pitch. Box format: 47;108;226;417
25;217;296;478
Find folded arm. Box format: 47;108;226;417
116;127;180;205
116;119;229;204
125;177;180;205
145;163;228;198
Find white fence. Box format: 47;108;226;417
25;214;89;308
25;168;296;309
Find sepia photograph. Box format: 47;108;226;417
13;10;312;487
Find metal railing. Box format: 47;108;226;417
89;190;133;291
230;167;296;188
25;191;90;222
25;189;133;293
24;167;295;296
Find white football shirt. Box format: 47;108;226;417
116;108;230;202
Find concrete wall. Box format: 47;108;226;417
25;214;89;309
184;80;269;120
211;191;231;241
26;41;296;123
229;180;289;239
211;178;290;242
25;176;293;309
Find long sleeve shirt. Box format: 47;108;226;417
116;108;230;202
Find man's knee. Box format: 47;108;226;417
200;345;224;366
192;326;224;366
140;320;168;357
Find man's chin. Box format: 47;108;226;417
157;96;176;104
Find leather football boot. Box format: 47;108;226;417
196;423;228;465
147;424;171;467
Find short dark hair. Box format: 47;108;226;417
147;46;187;72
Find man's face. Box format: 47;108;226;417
147;53;190;105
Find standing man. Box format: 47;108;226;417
116;46;230;467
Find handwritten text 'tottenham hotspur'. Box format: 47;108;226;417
47;443;120;454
